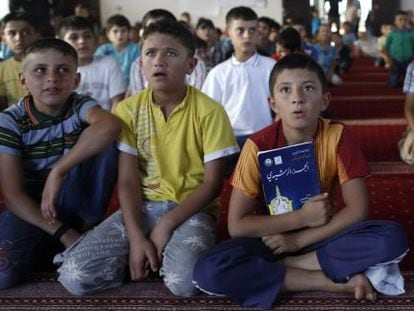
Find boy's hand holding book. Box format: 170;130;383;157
298;192;331;228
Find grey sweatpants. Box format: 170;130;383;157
54;201;216;297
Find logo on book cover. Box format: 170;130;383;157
264;156;283;167
268;186;293;215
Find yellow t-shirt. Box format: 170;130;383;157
114;86;239;213
0;58;26;106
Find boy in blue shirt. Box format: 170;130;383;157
0;38;120;289
95;14;140;85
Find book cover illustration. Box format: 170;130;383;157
257;141;320;215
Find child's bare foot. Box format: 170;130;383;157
348;274;377;302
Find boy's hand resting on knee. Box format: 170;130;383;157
149;216;175;261
129;237;159;280
298;193;331;228
41;167;65;224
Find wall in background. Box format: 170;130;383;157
100;0;283;29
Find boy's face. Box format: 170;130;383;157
269;68;330;134
257;21;270;42
140;32;196;93
317;25;331;43
227;19;258;56
63;28;96;64
196;25;214;42
20;49;80;116
395;14;408;29
106;25;129;47
3;20;39;57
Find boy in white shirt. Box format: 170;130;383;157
59;16;126;111
202;6;275;148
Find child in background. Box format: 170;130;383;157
342;21;357;48
54;19;239;297
202;6;275;149
376;23;392;68
313;24;343;85
193;53;408;308
59;16;126;111
399;61;414;164
385;10;414;87
0;38;120;290
311;6;321;37
95;14;140;85
272;27;302;61
0;12;40;110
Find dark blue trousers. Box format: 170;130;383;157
0;144;118;289
193;220;408;309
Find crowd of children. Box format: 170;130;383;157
0;3;412;309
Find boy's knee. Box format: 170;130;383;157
192;256;224;296
378;221;408;256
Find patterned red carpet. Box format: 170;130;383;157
0;271;414;310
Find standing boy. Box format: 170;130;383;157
0;11;40;110
385;10;414;87
54;19;239;297
399;61;414;164
202;6;275;148
95;14;140;85
0;38;120;289
59;16;126;111
193;54;408;308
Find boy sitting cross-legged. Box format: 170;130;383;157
193;53;408;308
55;19;239;297
0;38;120;289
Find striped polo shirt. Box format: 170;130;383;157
0;93;98;188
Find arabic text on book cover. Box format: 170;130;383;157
257;141;320;215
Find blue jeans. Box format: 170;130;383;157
0;144;118;289
55;201;216;297
388;59;410;87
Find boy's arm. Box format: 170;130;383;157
149;157;226;259
117;151;158;280
41;106;121;222
0;153;80;247
265;177;369;255
110;93;125;112
228;188;331;238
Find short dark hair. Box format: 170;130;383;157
22;38;78;68
58;15;94;38
1;11;38;32
196;18;214;30
106;14;130;30
142;9;176;27
269;53;328;96
143;19;195;57
277;27;302;53
258;16;273;28
226;6;258;25
395;10;407;17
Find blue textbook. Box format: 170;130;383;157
257;141;320;215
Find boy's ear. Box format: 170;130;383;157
73;72;81;89
321;91;331;111
268;96;278;114
186;57;197;75
19;72;27;90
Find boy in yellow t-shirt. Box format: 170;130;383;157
55;19;239;297
0;12;40;110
